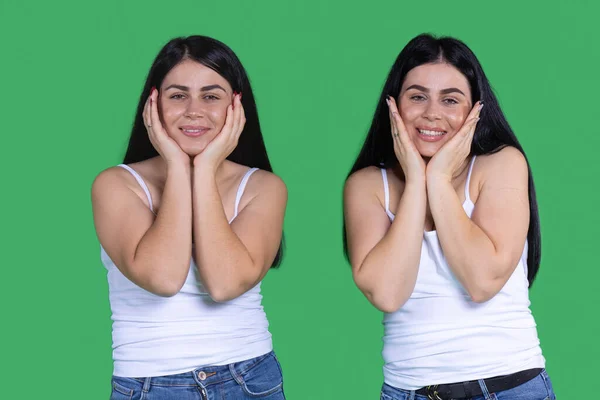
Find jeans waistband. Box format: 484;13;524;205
124;351;275;388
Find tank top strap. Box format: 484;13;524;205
381;168;395;220
464;155;477;204
118;164;154;212
231;167;259;222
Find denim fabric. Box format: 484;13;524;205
110;351;285;400
380;369;556;400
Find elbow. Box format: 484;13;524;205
133;265;187;298
466;260;515;303
207;288;235;303
147;277;185;298
354;275;407;313
204;279;253;303
203;264;263;302
128;256;190;297
371;295;405;313
468;289;496;304
464;277;504;303
152;286;181;298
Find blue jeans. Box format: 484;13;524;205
381;369;556;400
110;351;285;400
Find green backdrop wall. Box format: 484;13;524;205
1;0;597;398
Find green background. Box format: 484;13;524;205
1;0;597;398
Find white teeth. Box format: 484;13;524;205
184;129;201;133
419;129;445;136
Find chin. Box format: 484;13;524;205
416;144;441;159
182;145;207;158
170;136;209;157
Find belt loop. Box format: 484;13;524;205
408;390;416;400
143;377;151;393
477;379;492;400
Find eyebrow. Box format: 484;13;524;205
163;84;228;93
405;84;466;96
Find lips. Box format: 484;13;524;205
417;127;447;142
180;126;209;137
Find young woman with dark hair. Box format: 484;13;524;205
343;34;555;400
92;35;286;400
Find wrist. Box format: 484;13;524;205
192;162;218;181
405;172;427;186
166;159;191;176
426;173;452;189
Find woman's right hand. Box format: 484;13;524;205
386;96;426;183
143;88;190;167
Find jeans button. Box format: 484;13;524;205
198;371;207;380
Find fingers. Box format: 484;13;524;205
388;96;408;136
237;94;246;141
230;93;242;137
225;93;244;148
385;96;400;138
221;102;234;140
149;88;161;132
386;96;412;151
143;88;152;129
458;101;483;140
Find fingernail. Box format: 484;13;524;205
479;101;484;110
239;92;243;100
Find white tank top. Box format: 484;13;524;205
100;165;272;378
380;156;545;390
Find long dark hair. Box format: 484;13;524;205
344;34;542;285
123;35;284;267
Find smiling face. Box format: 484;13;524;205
398;62;473;158
158;59;233;157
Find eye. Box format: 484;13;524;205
410;94;427;102
203;94;219;101
170;93;186;100
443;97;459;105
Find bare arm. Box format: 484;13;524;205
91;164;193;297
344;168;426;312
192;169;286;302
428;147;530;302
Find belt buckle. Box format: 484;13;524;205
426;385;442;400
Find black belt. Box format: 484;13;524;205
414;368;542;399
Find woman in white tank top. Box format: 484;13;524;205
343;34;555;400
91;36;287;400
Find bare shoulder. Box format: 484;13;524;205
345;166;384;194
92;166;129;196
91;164;151;209
476;146;528;180
234;166;287;205
471;147;529;202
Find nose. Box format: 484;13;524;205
185;98;205;118
422;101;442;121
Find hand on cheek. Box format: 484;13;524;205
193;93;246;171
426;101;483;182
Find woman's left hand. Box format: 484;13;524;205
426;101;483;182
193;93;245;172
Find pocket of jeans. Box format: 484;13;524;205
380;392;395;400
540;370;556;400
233;353;284;397
110;377;136;400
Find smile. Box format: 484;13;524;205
180;127;209;137
418;129;446;137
